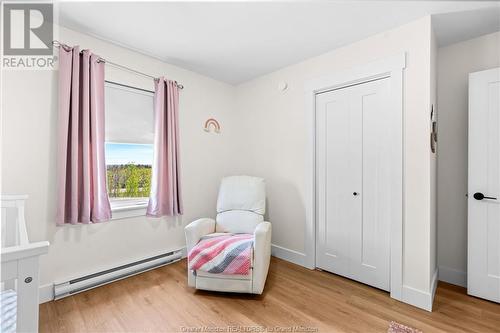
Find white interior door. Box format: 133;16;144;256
468;67;500;303
316;77;393;291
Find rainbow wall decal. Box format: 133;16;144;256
204;118;221;133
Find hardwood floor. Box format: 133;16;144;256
40;257;500;333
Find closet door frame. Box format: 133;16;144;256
304;53;406;301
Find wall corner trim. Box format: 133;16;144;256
401;269;438;312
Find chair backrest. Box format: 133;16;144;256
1;195;29;248
215;176;266;234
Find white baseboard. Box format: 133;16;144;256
39;283;54;304
402;269;438;312
402;286;432;312
271;244;307;267
438;265;467;288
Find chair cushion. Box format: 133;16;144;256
216;176;265;214
188;233;254;275
216;210;263;233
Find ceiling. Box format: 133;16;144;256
58;1;500;85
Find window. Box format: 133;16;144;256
104;81;154;217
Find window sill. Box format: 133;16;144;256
110;203;148;220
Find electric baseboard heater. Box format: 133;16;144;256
54;249;183;299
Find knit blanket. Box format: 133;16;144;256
188;233;253;275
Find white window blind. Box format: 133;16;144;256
104;82;154;144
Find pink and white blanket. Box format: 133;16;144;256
188;233;253;275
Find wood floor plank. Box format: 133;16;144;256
39;257;500;333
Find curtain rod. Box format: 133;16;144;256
52;40;184;89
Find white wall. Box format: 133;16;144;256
1;26;238;288
437;31;500;287
233;16;436;298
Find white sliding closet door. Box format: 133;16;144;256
316;77;393;291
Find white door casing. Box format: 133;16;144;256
315;77;392;291
305;53;405;300
468;67;500;303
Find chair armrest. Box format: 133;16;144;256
254;222;271;249
185;218;216;254
252;222;271;294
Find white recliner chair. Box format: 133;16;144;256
185;176;272;294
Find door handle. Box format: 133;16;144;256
473;192;497;200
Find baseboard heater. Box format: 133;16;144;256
54;249;183;300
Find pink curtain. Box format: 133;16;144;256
56;45;111;224
147;77;183;217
